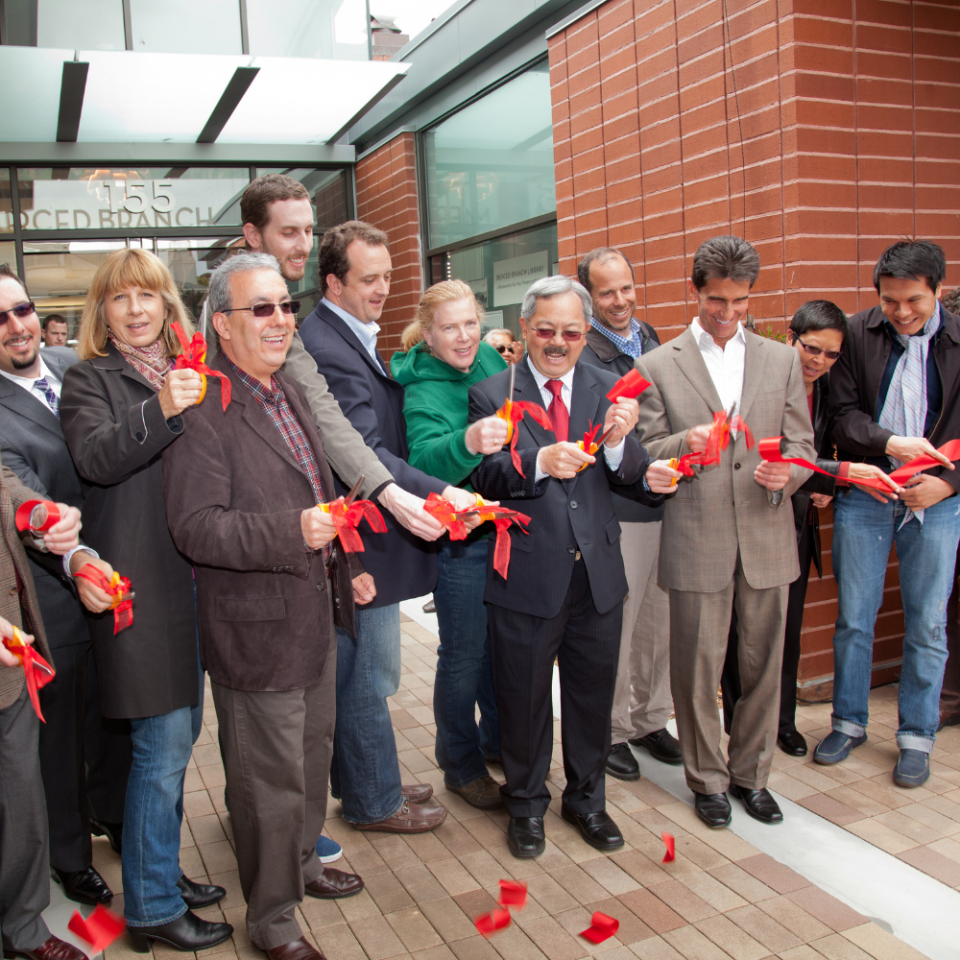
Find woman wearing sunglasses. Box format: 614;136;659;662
59;249;232;953
390;281;508;809
722;300;899;758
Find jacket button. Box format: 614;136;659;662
570;501;578;509
8;587;16;596
135;432;145;442
567;545;576;554
734;463;741;470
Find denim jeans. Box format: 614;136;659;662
832;486;960;751
329;603;403;824
433;537;500;786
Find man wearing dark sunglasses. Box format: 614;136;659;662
482;328;521;365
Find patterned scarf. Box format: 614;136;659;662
108;333;172;393
878;303;941;527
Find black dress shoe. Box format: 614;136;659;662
89;819;122;856
777;729;808;757
128;910;233;953
606;742;640;781
560;807;625;852
728;784;783;824
51;866;113;905
694;792;731;829
176;874;226;908
630;728;683;765
507;817;545;858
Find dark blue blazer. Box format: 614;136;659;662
468;359;661;620
298;302;446;608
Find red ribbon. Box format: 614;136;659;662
758;437;960;493
606;368;651;402
580;912;620;944
702;409;754;465
67;904;126;953
495;399;554;477
319;498;387;553
2;627;55;722
662;831;676;863
474;907;511;937
575;422;602;472
14;499;61;534
74;564;134;635
423;492;468;540
171;322;232;411
498;879;527;908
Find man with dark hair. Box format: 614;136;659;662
822;241;960;787
41;314;68;348
577;247;680;781
298;221;477;834
636;235;816;828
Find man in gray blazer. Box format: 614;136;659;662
635;237;816;829
0;265;130;905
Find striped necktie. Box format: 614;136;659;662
34;376;59;418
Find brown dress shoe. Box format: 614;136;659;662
304;867;364;900
353;797;447;833
265;937;325;960
401;783;434;803
4;935;88;960
444;774;503;809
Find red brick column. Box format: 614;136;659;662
354;132;424;358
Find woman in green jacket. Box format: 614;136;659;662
391;280;509;809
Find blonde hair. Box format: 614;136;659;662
400;280;483;353
76;248;195;361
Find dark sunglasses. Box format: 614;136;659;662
531;327;584;342
222;300;300;318
0;301;36;324
494;344;508;354
796;334;841;361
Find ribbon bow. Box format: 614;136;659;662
14;499;61;534
171;322;232;411
575;422;603;473
2;626;55;722
74;564;134;635
668;452;705;486
702;409;754;465
317;498;387;553
423;492;468;540
495;399;554;477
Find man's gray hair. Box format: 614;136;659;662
207;252;283;316
520;276;592;325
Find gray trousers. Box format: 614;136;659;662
0;686;51;953
212;644;336;951
669;558;788;796
610;521;672;743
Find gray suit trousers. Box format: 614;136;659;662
669;557;788;795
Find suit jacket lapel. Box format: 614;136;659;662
569;364;601;443
737;330;768;424
513;361;554;449
319;303;391;382
673;328;724;413
0;376;62;437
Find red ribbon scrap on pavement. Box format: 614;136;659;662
474;880;529;936
498;879;528;909
606;367;651;402
474;907;511;937
2;626;55;722
758;437;960;493
662;832;676;863
171;321;232;411
580;912;620;944
74;564;134;635
495;398;554;477
317;498;387;553
68;904;126;953
14;499;61;534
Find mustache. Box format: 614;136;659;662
543;345;568;358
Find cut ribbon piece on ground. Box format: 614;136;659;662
498;879;528;909
14;499;61;534
580;911;619;944
2;626;55;722
605;368;651;401
68;904;126;954
495;399;553;477
474;907;511;936
74;565;134;635
171;321;232;410
317;498;387;553
662;832;676;863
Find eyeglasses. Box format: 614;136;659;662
0;302;36;324
796;335;841;361
530;327;584;342
222;300;300;318
494;344;508;354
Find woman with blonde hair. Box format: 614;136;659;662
391;280;511;809
60;248;232;953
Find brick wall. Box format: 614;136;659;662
354;132;424;358
548;0;960;692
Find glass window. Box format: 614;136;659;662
17;168;251;230
0;242;16;271
246;0;369;60
423;61;556;251
255;168;350;231
128;0;242;55
38;0;125;51
154;238;241;322
0;170;12;234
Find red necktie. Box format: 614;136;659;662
545;379;569;442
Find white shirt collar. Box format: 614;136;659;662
689;316;746;350
322;296;381;361
0;356;56;390
526;354;575;394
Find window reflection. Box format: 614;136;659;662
37;0;125;51
246;0;369;60
0;170;12;234
128;0;242;54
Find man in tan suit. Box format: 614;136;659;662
635;236;816;828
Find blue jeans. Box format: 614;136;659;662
330;603;403;824
433;537;500;786
832;486;960;751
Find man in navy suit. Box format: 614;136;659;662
298;222;477;833
468;276;678;858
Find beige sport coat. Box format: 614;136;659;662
635;327;816;593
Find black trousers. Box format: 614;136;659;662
722;519;814;736
38;641;131;871
487;559;621;818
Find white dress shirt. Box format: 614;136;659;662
322;297;382;367
689;316;746;414
0;357;61;415
526;357;625;481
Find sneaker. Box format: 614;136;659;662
893;749;930;788
813;729;867;765
315;835;343;863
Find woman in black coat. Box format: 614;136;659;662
60;249;232;953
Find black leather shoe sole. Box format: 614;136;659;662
560;807;625;852
51;868;113;905
728;784;783;824
127;912;233;953
777;730;808;757
507;818;545;859
605;744;641;781
694;793;731;829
